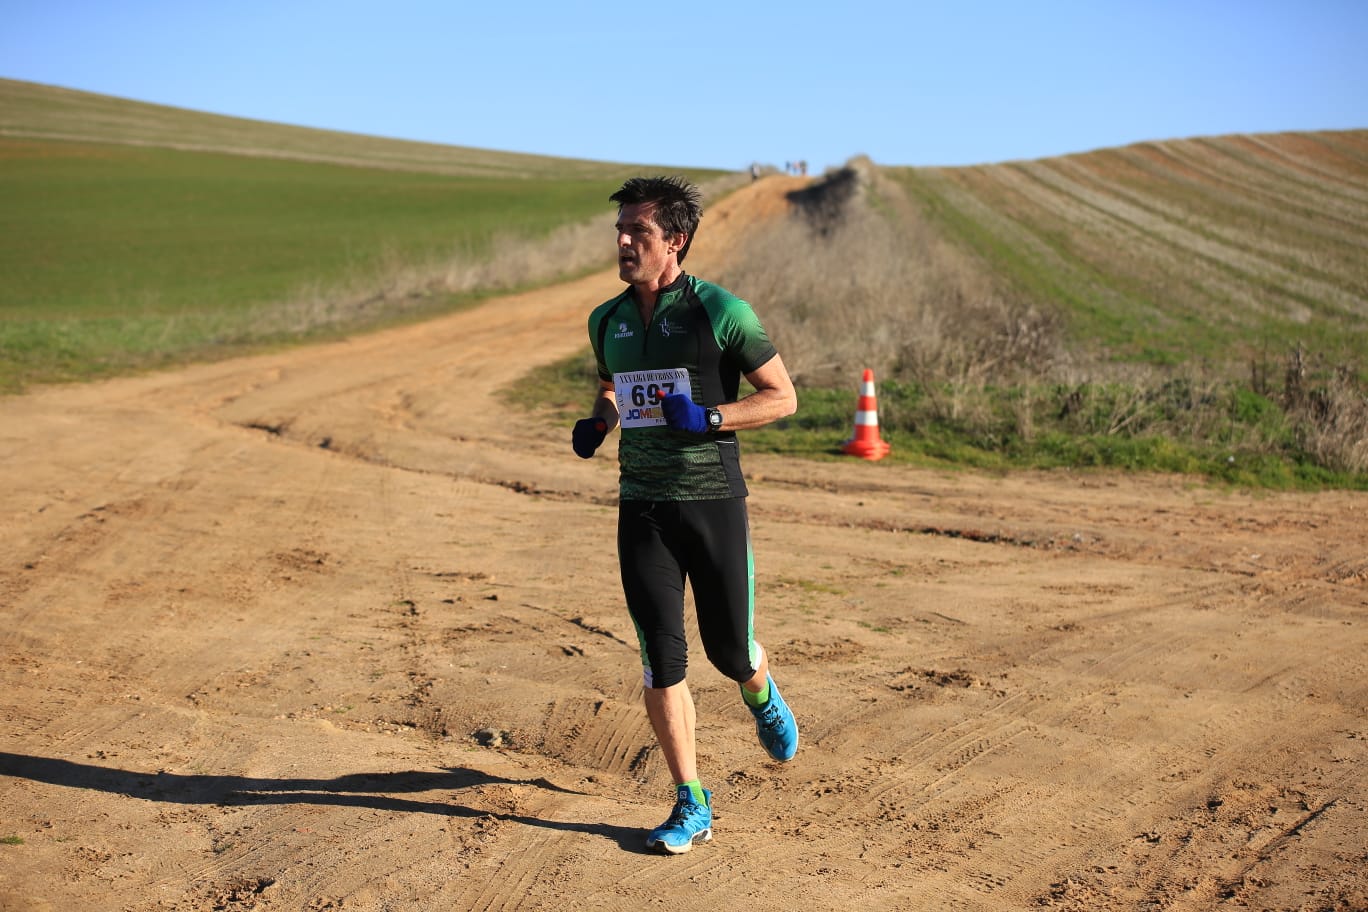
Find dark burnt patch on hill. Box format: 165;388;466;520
786;166;861;236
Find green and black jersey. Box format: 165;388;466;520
589;273;777;501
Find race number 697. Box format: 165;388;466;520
630;382;675;407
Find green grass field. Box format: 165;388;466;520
1;138;617;319
0;137;623;390
0;79;725;392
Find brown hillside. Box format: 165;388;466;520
890;131;1368;363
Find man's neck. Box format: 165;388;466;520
631;266;683;323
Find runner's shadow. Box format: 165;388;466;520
0;752;646;853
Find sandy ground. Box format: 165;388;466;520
2;178;1366;912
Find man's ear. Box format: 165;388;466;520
669;233;689;256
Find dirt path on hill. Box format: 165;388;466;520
2;176;1366;912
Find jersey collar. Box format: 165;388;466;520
627;271;690;307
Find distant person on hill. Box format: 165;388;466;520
570;175;800;854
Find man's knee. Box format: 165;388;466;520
703;642;756;683
644;664;687;689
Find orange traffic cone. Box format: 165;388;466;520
841;369;892;461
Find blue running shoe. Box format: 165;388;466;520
645;785;713;855
746;674;798;761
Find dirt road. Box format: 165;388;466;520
2;179;1366;911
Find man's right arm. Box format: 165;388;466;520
590;378;619;431
573;379;618;459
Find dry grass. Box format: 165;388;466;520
712;160;1064;394
257;172;748;338
261;212;620;335
1281;347;1368;474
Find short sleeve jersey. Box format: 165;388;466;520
589;273;777;501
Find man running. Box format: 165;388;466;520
572;175;799;854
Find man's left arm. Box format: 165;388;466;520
713;353;797;431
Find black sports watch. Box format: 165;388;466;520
706;407;724;432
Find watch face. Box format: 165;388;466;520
708;408;723;429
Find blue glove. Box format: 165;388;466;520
572;417;607;458
661;393;709;434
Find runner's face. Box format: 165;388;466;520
616;202;682;287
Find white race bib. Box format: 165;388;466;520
613;368;692;429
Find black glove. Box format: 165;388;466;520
572;417;608;459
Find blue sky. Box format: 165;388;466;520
4;1;1366;173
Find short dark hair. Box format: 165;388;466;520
610;176;702;264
